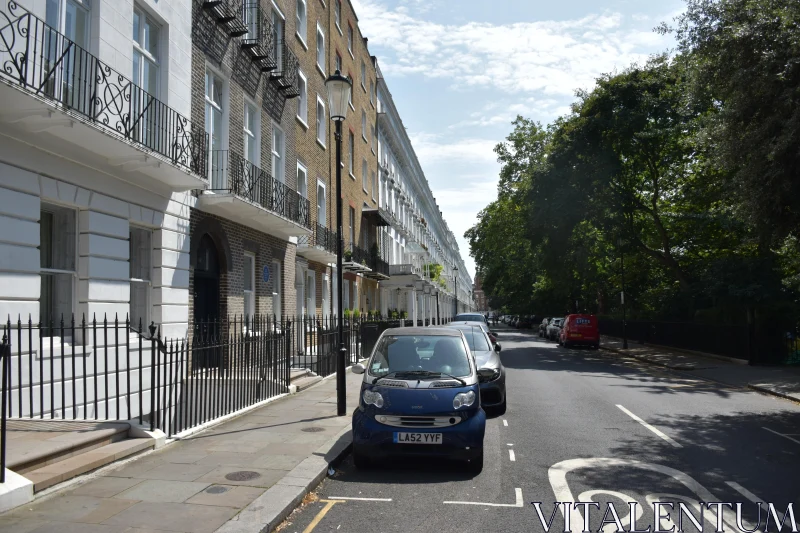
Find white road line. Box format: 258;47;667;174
616;404;682;448
725;481;763;503
509;449;516;461
503;419;508;426
507;443;513;446
327;497;393;502
444;488;523;507
763;426;800;445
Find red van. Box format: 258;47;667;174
559;314;599;349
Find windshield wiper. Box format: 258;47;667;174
431;372;466;387
372;370;430;384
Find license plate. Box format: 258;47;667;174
393;432;442;444
571;333;582;337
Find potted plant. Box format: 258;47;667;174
400;310;408;319
390;309;399;319
344;250;353;261
353;308;361;320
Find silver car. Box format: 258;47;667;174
445;324;506;414
546;318;564;341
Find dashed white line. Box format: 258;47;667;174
509;449;516;462
327;497;393;502
503;419;508;426
725;481;763;503
616;404;682;448
444;488;523;507
763;426;800;445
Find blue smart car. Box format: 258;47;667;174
351;327;486;473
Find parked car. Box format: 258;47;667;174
446;324;506;414
454;313;489;325
448;320;498;346
559;314;600;349
351;328;486;472
518;315;533;329
539;318;550;337
546;318;564;341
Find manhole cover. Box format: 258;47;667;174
302;426;325;433
225;471;261;481
206;486;229;494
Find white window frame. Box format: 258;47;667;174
316;96;326;148
316;23;325;76
334;0;341;34
362;159;368;193
306;270;315;317
243;98;261;165
132;5;160;97
335;51;342;73
297;161;308;198
371;124;376;153
205;66;228;187
244;252;256;320
370;80;374;106
348;131;354;178
39;202;77;331
361;110;367;141
317;180;327;227
272;122;285;183
347;24;353;58
271;260;282;322
343;279;350;310
295;0;307;48
371;170;376;200
296;69;308;126
129;225;152;330
360;60;366;90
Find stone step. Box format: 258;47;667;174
290;367;313;382
23;437;155;493
290;375;323;392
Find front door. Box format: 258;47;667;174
194;234;221;368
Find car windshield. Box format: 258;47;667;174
451;327;491;352
369;335;472;378
454;314;484;322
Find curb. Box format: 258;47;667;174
746;384;800;404
214;424;353;533
599;345;700;371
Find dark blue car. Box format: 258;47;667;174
351;327;486;473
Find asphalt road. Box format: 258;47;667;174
277;328;800;533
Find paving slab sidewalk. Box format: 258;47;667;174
600;335;800;402
0;371;364;533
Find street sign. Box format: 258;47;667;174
262;265;270;283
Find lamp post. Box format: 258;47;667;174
453;265;458;317
326;70;352;417
618;237;628;349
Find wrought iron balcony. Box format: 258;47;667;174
270;42;301;98
202;0;248;37
240;1;277;71
297;223;338;263
0;2;207;181
388;264;422;277
205;150;311;232
343;243;371;274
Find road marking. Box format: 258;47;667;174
725;481;763;503
616;404;682;448
507;443;513;446
303;499;342;533
444;488;523;507
509;449;516;461
327;497;392;502
763;426;800;445
503;419;508;426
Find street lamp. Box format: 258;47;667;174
453;265;458;317
618;237;628;349
326;70;352;417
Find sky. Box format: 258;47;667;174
350;0;687;280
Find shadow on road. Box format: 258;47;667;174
329;453;477;484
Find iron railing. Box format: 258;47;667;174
298;223;338;255
240;1;277;70
270;40;301;98
389;263;421;277
202;0;248;37
344;242;371;267
292;315;363;378
209;150;311;229
0;1;208;178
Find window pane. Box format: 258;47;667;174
144;58;158;95
133;10;141;43
40;272;73;325
145;17;158;56
129;227;152;281
40;205;76;271
244;255;253;291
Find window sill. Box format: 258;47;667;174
349;102;355;112
336;23;342;36
296;33;308;51
362;134;368;143
316;138;327;150
363;187;369;194
349;50;354;60
317;64;326;78
349;173;356;180
297;116;309;130
361;83;366;93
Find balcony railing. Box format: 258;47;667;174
389;264;421;277
240;1;277;71
202;0;248;37
0;2;208;178
270;41;301;98
344;243;370;268
208;150;310;228
298;223;337;254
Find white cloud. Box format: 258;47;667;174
351;0;674;97
408;133;498;164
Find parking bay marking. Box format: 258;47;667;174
328;497;392;502
616;404;682;448
444;488;523;507
763;426;800;445
509;449;516;461
725;481;763;504
302;500;342;533
503;419;508;427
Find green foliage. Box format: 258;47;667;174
467;24;800;322
353;309;361;319
344;308;352;319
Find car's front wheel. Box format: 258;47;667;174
352;448;372;469
466;450;484;474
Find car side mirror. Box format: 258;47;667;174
351;363;366;374
495;344;501;352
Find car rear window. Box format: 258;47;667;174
454;314;484;322
455;328;491;352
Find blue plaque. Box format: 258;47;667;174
262;265;270;283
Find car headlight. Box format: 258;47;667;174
478;367;501;382
362;389;384;408
453;390;476;409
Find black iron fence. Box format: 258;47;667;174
0;1;207;177
208;150;311;229
297;223;337;255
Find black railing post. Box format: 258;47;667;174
1;330;9;483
